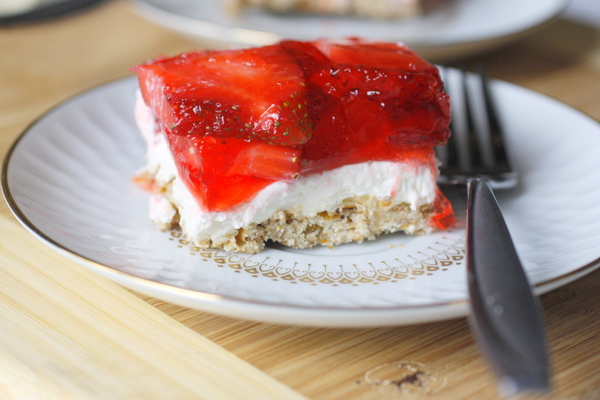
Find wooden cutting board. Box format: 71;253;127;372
1;1;600;399
0;217;306;399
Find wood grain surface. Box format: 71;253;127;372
1;1;599;399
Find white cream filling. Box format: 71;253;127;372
135;93;438;242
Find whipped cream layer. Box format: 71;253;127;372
135;93;439;243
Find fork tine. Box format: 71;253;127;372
439;67;459;169
478;64;510;171
461;66;483;169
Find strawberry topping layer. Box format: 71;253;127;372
134;39;451;212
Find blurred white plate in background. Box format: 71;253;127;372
134;0;568;61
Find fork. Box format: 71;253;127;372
437;66;551;396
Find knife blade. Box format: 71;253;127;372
466;178;551;396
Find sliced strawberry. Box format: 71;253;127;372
135;45;313;211
225;141;302;181
134;45;311;146
187;173;273;212
280;39;450;173
166;134;301;211
312;37;434;72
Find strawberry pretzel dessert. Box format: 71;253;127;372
132;38;455;254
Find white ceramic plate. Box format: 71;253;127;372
3;75;600;327
134;0;568;60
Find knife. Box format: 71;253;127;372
466;178;551;396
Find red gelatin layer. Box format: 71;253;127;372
134;38;451;212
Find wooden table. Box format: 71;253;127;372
1;1;599;398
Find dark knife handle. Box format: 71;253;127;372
466;178;550;396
